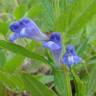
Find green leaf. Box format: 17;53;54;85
0;40;48;63
28;4;44;18
85;68;96;96
2;55;24;73
54;0;96;34
71;68;85;96
22;73;57;96
0;71;25;92
38;75;54;84
0;83;5;96
67;0;96;34
0;50;6;69
53;65;72;96
13;5;26;20
0;21;8;35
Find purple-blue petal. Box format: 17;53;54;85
19;18;31;25
42;41;61;50
49;32;61;45
20;27;47;41
73;55;81;64
42;32;61;51
9;33;21;42
66;44;75;54
9;21;21;33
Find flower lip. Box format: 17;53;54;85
43;32;61;50
42;41;61;51
66;44;75;54
9;18;31;33
49;32;61;44
19;18;30;25
9;21;20;33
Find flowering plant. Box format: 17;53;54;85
9;17;81;68
0;0;96;96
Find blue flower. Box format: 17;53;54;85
9;17;48;42
43;32;61;65
62;45;81;68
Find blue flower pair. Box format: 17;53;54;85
9;17;81;68
42;33;81;68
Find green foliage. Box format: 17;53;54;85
0;71;24;92
13;5;27;20
71;68;85;96
0;21;8;35
54;0;96;34
0;50;6;68
22;73;57;96
85;68;96;96
0;40;47;63
53;65;72;96
2;55;24;73
28;3;44;18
